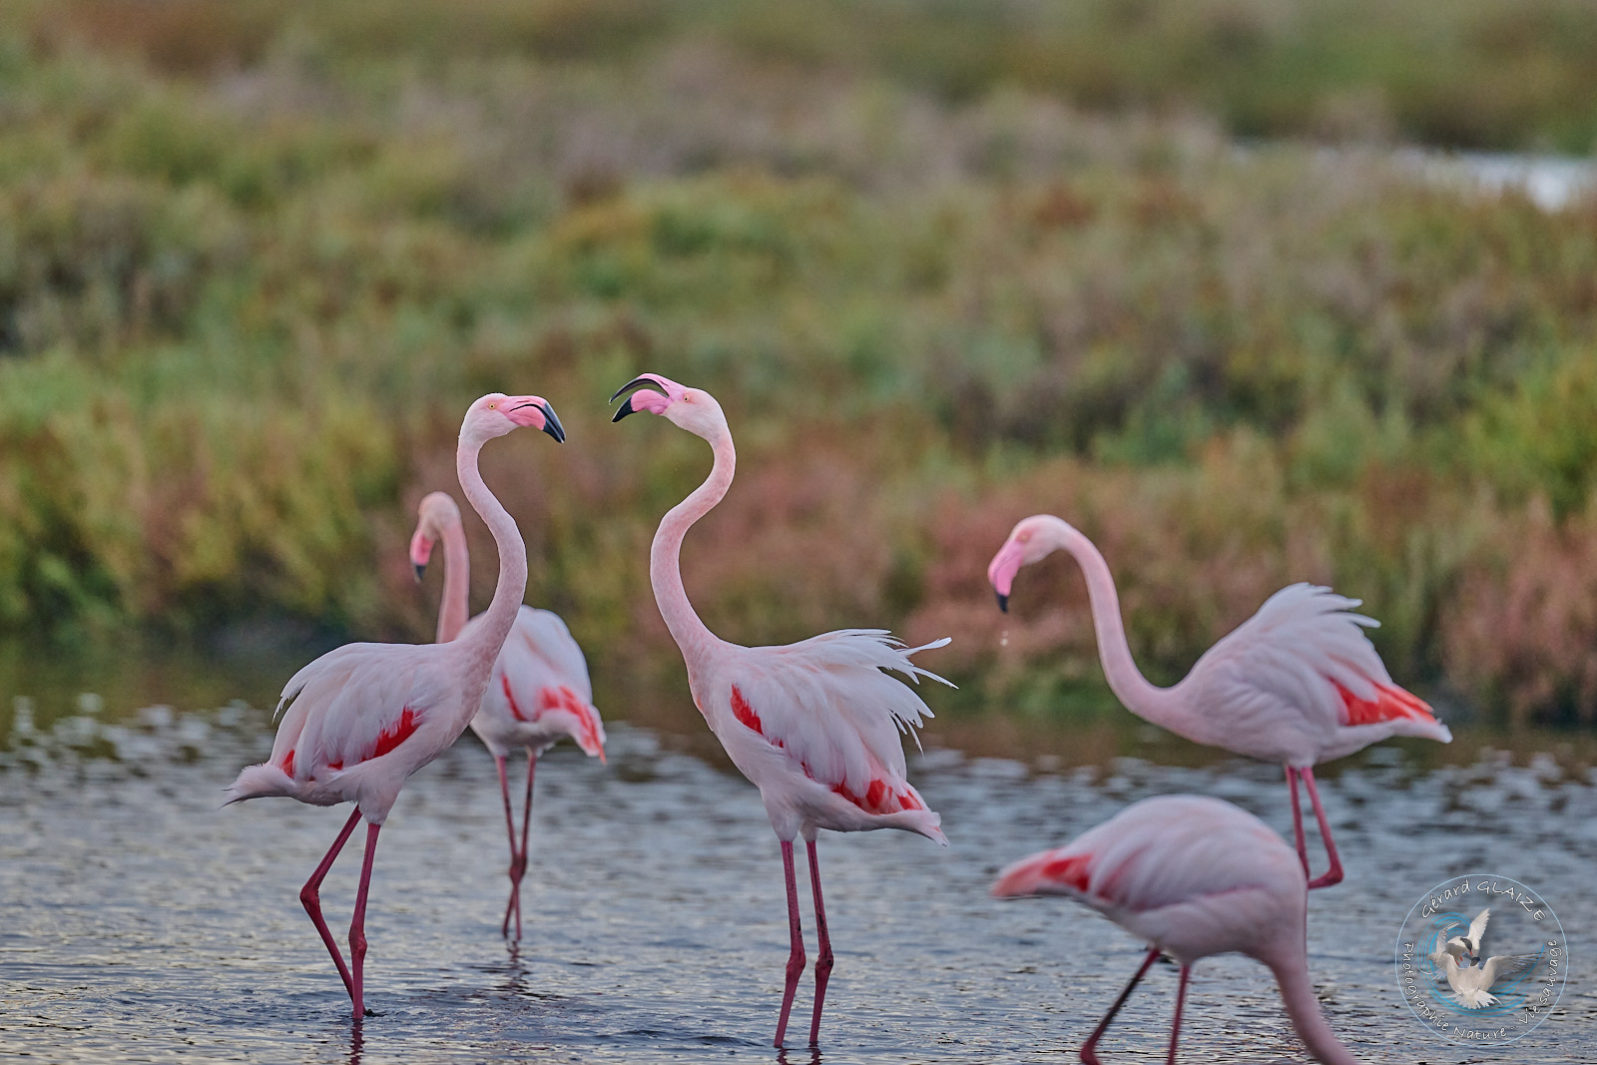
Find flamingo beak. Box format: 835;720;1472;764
408;529;434;583
540;401;565;443
610;375;670;422
987;539;1026;614
505;398;565;442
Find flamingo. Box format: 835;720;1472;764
407;491;606;941
611;372;951;1048
226;393;565;1018
987;514;1451;890
992;794;1361;1064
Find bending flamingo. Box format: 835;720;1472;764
612;373;950;1048
987;514;1450;890
993;795;1361;1064
226;393;565;1018
408;491;606;940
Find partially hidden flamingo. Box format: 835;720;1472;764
612;372;951;1048
408;491;606;941
992;795;1361;1064
987;514;1451;890
226;393;565;1018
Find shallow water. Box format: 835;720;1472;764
2;668;1595;1064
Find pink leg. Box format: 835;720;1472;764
510;751;536;941
494;754;524;940
1285;767;1308;876
1081;948;1160;1065
805;839;833;1047
1300;768;1344;890
347;822;382;1019
1165;965;1190;1064
772;840;806;1049
299;808;363;999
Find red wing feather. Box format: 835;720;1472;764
370;706;420;759
1333;679;1437;726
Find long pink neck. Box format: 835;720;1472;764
453;437;527;715
434;518;471;644
650;427;733;671
1039;517;1175;723
1268;957;1361;1065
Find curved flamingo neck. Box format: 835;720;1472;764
650;426;732;668
454;437;527;690
435;518;471;644
1268;957;1361;1065
1039;517;1174;722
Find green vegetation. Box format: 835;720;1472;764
1;1;1595;727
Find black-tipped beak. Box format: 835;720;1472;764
996;591;1009;613
539;401;565;443
413;562;427;583
610;376;664;422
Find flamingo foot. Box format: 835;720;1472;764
1079;948;1160;1064
1300;768;1345;891
1306;865;1345;890
501;850;528;939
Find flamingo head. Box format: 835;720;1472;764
611;373;727;439
408;492;462;581
460;393;565;450
987;514;1068;613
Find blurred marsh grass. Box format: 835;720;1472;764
0;2;1595;728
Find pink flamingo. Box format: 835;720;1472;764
408;491;606;941
226;393;565;1018
992;794;1361;1064
987;514;1451;890
612;373;950;1048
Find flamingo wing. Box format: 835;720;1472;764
497;606;594;702
270;641;453;779
722;629;950;814
991;795;1291;912
1187;583;1448;737
483;606;605;756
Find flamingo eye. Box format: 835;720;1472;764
488;402;497;409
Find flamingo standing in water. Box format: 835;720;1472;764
226;393;565;1018
992;795;1361;1064
612;373;951;1048
987;514;1451;889
408;491;606;940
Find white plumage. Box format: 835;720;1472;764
1430;907;1538;1009
228;640;467;822
408;490;605;940
224;391;566;1018
1175;583;1452;766
992;796;1360;1064
465;605;606;760
989;515;1453;890
614;372;951;1048
707;630;951;843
